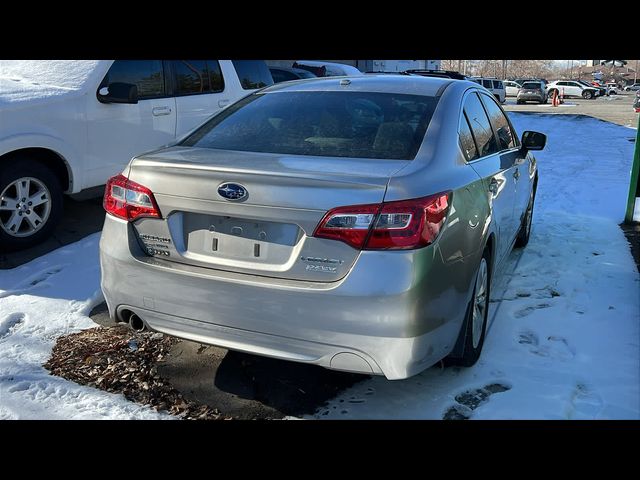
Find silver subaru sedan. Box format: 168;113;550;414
99;75;545;380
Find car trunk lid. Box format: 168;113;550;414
127;146;407;282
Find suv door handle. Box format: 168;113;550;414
152;106;172;116
218;99;230;108
513;168;520;180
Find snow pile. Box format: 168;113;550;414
0;60;102;104
312;113;640;420
0;234;170;419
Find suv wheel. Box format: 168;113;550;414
0;159;63;251
582;90;594;99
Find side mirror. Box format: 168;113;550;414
97;82;138;104
521;130;546;151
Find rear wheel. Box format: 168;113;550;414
0;159;63;251
448;250;491;367
515;187;536;248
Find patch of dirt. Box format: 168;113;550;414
44;325;230;420
621;223;640;273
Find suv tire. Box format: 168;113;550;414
0;159;63;251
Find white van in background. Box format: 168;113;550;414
470;77;506;104
0;60;273;249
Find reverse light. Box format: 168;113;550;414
103;174;161;221
314;192;450;250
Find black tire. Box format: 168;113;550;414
582;90;593;99
447;249;491;367
0;159;63;251
515;186;536;248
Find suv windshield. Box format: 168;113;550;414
522;82;541;89
181;91;439;160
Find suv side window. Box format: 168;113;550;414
482;79;493;89
231;60;274;90
459;112;479;161
463;92;499;157
173;60;225;96
557;81;567;86
102;60;165;99
492;80;503;89
479;93;517;150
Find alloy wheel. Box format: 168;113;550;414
472;258;489;349
0;176;52;237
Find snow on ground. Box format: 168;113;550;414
0;113;637;420
0;234;170;419
311;113;640;419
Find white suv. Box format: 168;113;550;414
546;80;599;99
469;77;506;104
0;60;273;249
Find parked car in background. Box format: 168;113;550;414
547;80;598;99
504;80;522;97
469;77;506;103
292;60;363;77
516;81;547;104
99;75;545;379
269;66;316;83
515;78;548;89
605;82;618;95
0;60;273;250
624;83;640;91
576;80;605;97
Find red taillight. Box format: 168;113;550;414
103;174;161;221
314;192;450;250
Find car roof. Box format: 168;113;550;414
260;74;454;96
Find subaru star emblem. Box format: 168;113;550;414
218;182;248;201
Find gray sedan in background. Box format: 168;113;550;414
99;75;546;379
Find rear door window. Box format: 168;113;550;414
232;60;274;90
492;80;503;89
482;79;493;89
463;92;499;157
459;112;479;161
173;60;225;96
479;93;517;150
101;60;165;99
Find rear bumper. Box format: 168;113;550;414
518;94;544;102
100;215;476;379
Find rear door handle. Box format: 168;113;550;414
152;106;172;116
218;99;231;108
489;178;499;195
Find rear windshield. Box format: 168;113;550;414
522;82;541;89
181;91;439;160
